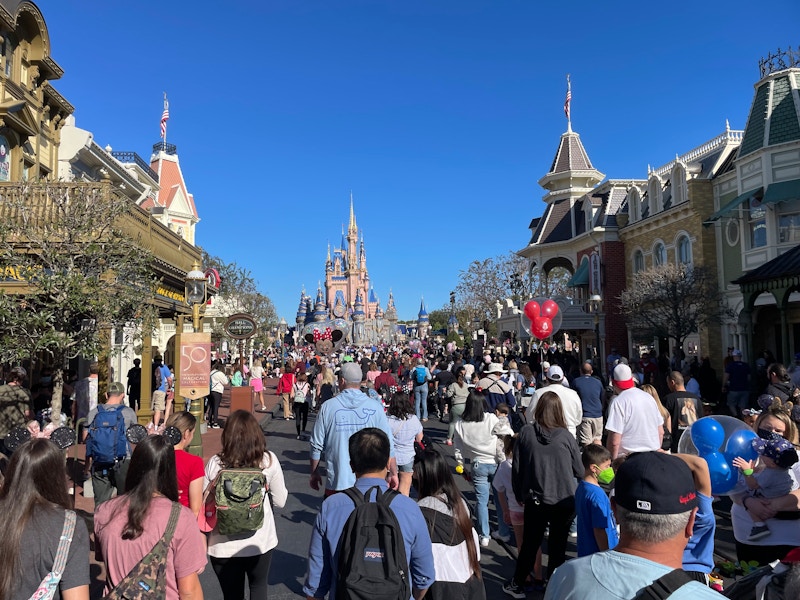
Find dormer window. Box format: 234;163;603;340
648;177;661;213
671;164;687;205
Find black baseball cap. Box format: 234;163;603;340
615;452;698;514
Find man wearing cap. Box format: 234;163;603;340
478;363;517;412
545;452;720;600
83;382;138;507
309;362;398;495
663;371;702;453
525;365;582;439
605;364;663;459
723;349;751;417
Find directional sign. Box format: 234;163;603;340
224;313;257;339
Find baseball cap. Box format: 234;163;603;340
732;349;743;357
613;363;635;390
615;452;698;514
546;365;564;382
107;381;125;395
340;362;362;383
753;437;799;469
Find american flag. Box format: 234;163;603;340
160;96;170;139
564;75;571;121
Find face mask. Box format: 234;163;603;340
596;466;615;485
758;428;783;441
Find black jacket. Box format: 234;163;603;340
512;423;582;506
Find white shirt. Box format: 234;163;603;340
526;382;583;438
605;387;663;455
454;413;500;465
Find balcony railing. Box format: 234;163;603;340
111;151;159;183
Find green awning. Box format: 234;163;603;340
705;187;763;223
567;259;590;287
763;179;800;205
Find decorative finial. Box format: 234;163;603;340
726;119;730;132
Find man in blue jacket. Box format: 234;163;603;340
304;428;434;599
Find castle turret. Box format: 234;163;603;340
313;286;328;322
295;290;308;331
417;297;429;340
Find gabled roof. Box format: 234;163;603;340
149;154;198;218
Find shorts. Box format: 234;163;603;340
250;378;264;392
577;417;604;447
398;461;415;473
151;390;166;411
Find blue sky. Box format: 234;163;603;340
40;1;798;321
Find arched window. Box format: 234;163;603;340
653;242;666;266
629;188;641;222
633;250;645;273
671;164;687;205
648;177;661;213
2;33;16;78
677;236;692;265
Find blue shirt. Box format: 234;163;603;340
574;480;618;557
572;375;604;418
683;492;715;573
545;550;722;600
303;477;435;599
309;388;395;491
157;364;171;392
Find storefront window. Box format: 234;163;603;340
778;213;800;244
749;199;766;248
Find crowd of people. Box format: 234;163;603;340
2;340;800;598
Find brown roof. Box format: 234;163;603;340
548;131;595;174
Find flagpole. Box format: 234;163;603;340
162;92;168;149
565;74;572;133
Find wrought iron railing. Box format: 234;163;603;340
759;46;800;78
111;151;159;183
152;141;177;155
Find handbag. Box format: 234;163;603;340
198;473;220;533
27;510;76;600
104;502;182;598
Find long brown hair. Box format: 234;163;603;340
414;449;481;579
534;391;567;430
0;439;71;599
219;410;268;468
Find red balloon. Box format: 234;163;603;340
541;299;559;318
524;300;541;322
532;316;553;340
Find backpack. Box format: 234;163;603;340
336;486;409;600
214;467;267;535
415;367;427;385
293;383;308;404
85;404;129;467
103;502;181;599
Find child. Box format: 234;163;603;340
733;436;799;541
490;403;514;543
575;444;618;557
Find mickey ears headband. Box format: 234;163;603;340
125;424;183;447
4;425;76;452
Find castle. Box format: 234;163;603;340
295;197;399;345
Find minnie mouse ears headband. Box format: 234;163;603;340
4;424;76;452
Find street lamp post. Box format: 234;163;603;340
279;318;288;368
588;294;603;372
184;261;208;456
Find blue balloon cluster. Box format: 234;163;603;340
689;417;758;495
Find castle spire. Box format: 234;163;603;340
326;242;331;264
349;192;357;234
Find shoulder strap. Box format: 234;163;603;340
27;511;76;600
342;486;366;508
163;501;182;546
634;569;694;600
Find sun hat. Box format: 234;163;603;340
752;437;799;469
614;452;698;514
484;363;507;375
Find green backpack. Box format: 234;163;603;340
215;468;267;535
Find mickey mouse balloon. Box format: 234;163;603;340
520;297;563;340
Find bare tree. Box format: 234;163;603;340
620;263;731;350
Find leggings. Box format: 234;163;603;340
294;402;309;434
211;549;273;600
207;391;222;425
514;496;575;585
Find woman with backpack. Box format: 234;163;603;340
0;438;90;600
204;410;287;600
414;448;486;600
386;391;424;496
94;435;206;599
315;363;335;409
293;372;312;439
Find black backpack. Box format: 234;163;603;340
336;486;410;600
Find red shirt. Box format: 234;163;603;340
374;372;398;390
278;372;296;394
174;449;204;508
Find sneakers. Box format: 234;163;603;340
748;524;770;541
479;536;490;548
491;530;511;543
503;580;526;599
210;422;221;429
